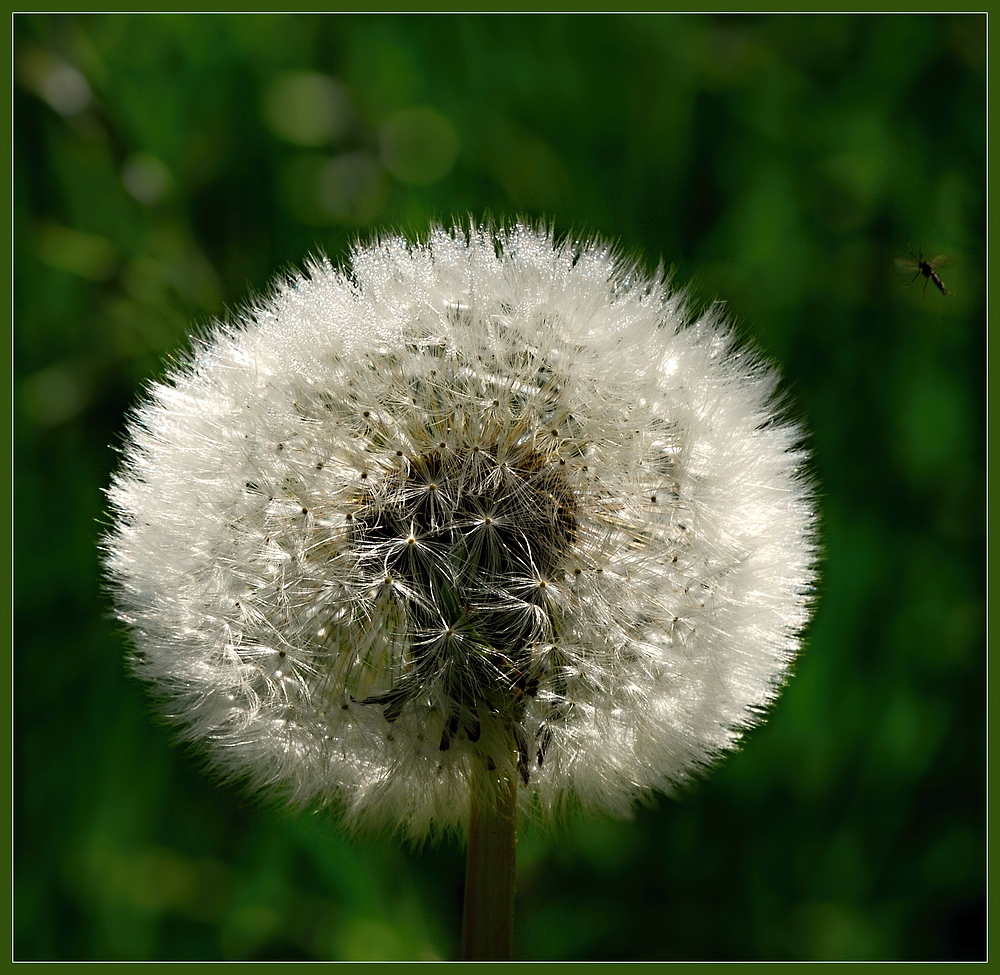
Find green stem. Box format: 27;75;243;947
460;756;518;960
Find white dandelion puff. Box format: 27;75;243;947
103;221;816;840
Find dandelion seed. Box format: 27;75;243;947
103;221;816;842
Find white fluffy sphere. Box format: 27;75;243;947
104;222;816;838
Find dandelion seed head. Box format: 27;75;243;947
103;221;816;839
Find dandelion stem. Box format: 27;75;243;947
460;753;517;960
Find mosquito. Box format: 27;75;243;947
895;247;954;298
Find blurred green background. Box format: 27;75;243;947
14;12;985;962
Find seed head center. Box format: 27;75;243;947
349;443;577;721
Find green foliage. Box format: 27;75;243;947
14;12;985;961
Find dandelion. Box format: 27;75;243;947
104;221;816;959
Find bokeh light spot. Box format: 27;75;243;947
317;152;390;221
379;107;458;185
262;71;355;147
122;153;172;204
36;225;116;281
17;48;91;115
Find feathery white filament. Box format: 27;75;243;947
104;222;816;838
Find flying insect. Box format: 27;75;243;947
895;248;954;298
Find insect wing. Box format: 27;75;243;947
926;255;954;270
894;255;920;272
